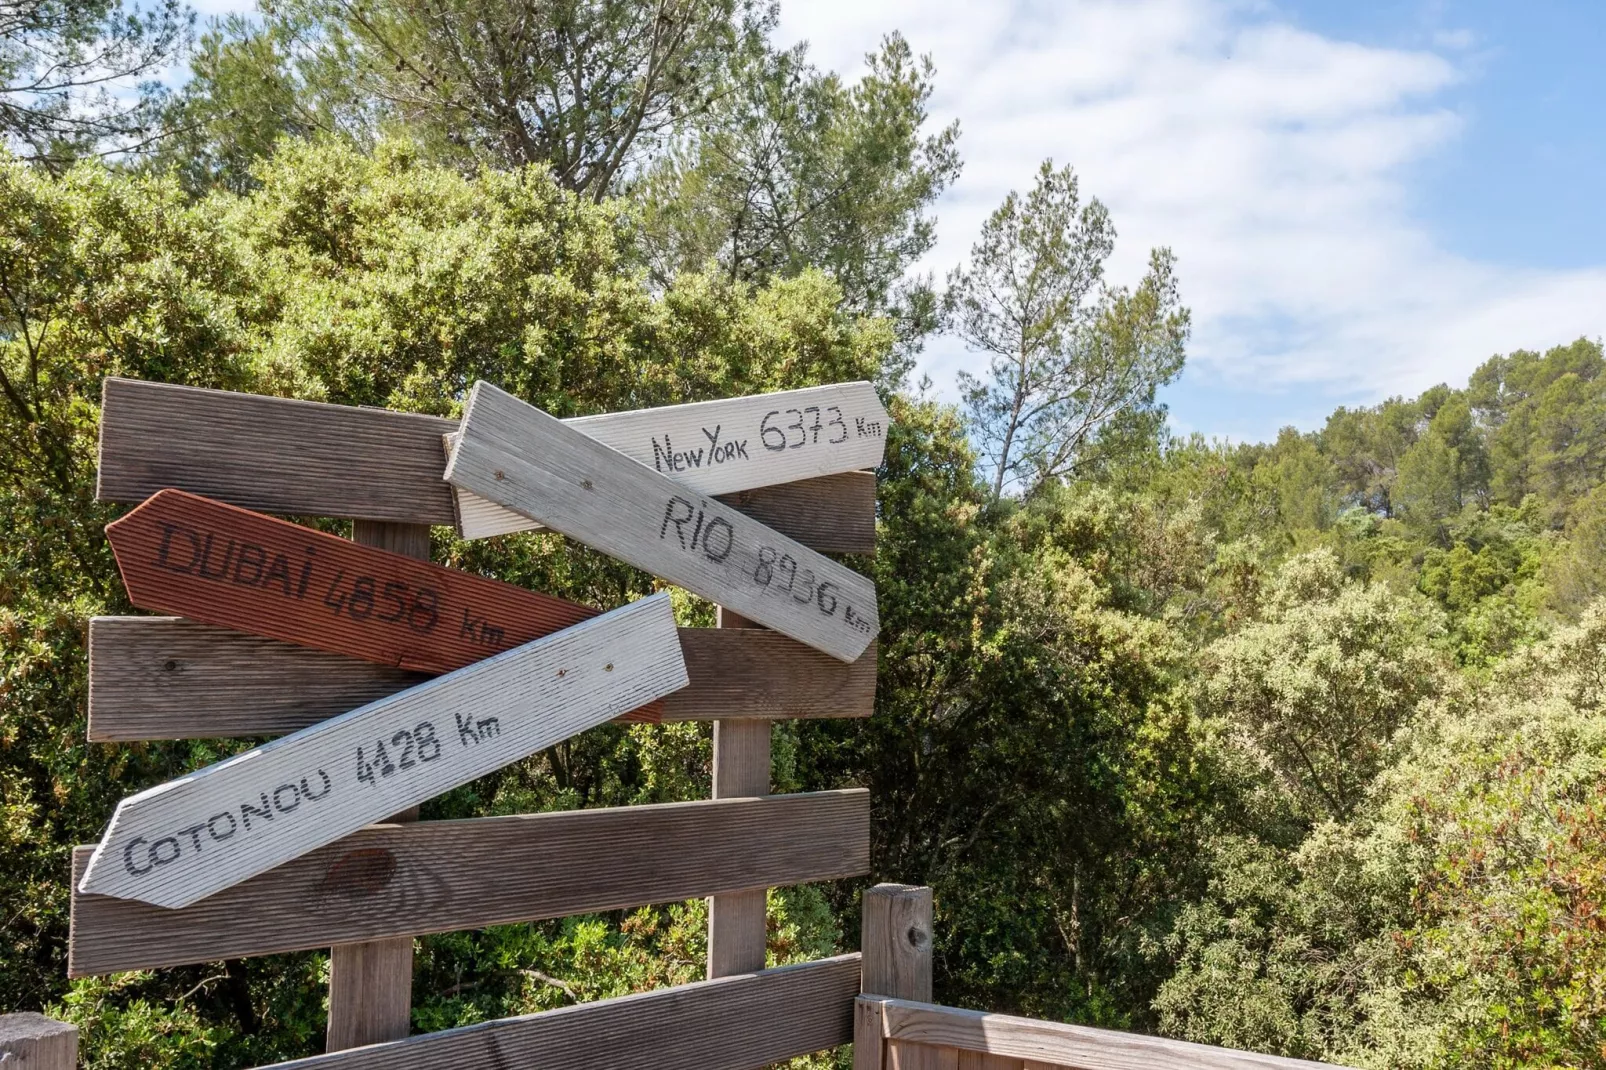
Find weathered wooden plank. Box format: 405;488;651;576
95;376;876;553
97;376;459;524
448;381;878;662
447;381;888;538
79;595;687;909
69;789;869;975
87;617;876;740
107;488;596;676
250;953;860;1070
872;999;1356;1070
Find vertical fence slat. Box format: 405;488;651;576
706;606;772;979
325;519;430;1048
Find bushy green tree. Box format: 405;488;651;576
0;138;883;1065
947;161;1189;498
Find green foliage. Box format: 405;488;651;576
0;138;882;1064
0;0;188;162
638;33;961;329
948;161;1188;498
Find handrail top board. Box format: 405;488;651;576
249;954;861;1069
866;997;1358;1070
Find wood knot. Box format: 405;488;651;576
319;847;397;901
906;925;930;951
494;470;505;481
604;663;614;672
580;478;594;490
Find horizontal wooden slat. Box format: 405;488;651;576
70;790;869;975
88;617;876;740
96;377;875;552
256;953;860;1070
870;998;1354;1070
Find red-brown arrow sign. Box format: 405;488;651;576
105;489;661;721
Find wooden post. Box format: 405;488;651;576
706;606;770;979
857;884;934;1070
0;1013;78;1069
326;520;428;1049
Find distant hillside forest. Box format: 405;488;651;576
2;2;1606;1067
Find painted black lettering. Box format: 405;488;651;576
455;709;479;746
300;769;333;801
295;549;316;598
150;836;181;866
733;439;750;460
156;523;201;573
652;434;672;472
660;496;695;548
262;553;293;595
123;836;153;876
702;518;734;563
179;822;208;853
476;716;501;738
196;533;237;580
240;792;273;830
272;783;300;812
207;811;237;842
234;543;265;585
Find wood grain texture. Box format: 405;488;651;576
70;790;868;975
87;618;876;739
861;884;933;1002
79;594;687;908
957;1050;1021;1070
448;380;878;662
447;381;888;538
95;376;875;553
854;993;887;1070
887;1041;950;1070
707;606;772;981
325;518;426;1052
107;489;595;676
871;999;1357;1070
249;953;861;1070
326;937;412;1050
97;376;459;524
0;1013;78;1069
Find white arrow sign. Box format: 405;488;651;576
446;381;878;663
79;593;687;909
448;382;889;539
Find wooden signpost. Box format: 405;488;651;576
447;382;889;539
102;490;671;717
446;381;879;663
79;593;687;909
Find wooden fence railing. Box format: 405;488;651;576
0;379;1359;1070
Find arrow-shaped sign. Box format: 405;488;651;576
79;593;687;908
446;382;878;663
447;382;890;539
104;490;667;719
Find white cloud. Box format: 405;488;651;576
778;0;1606;437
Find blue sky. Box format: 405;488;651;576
776;0;1606;442
180;0;1606;443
